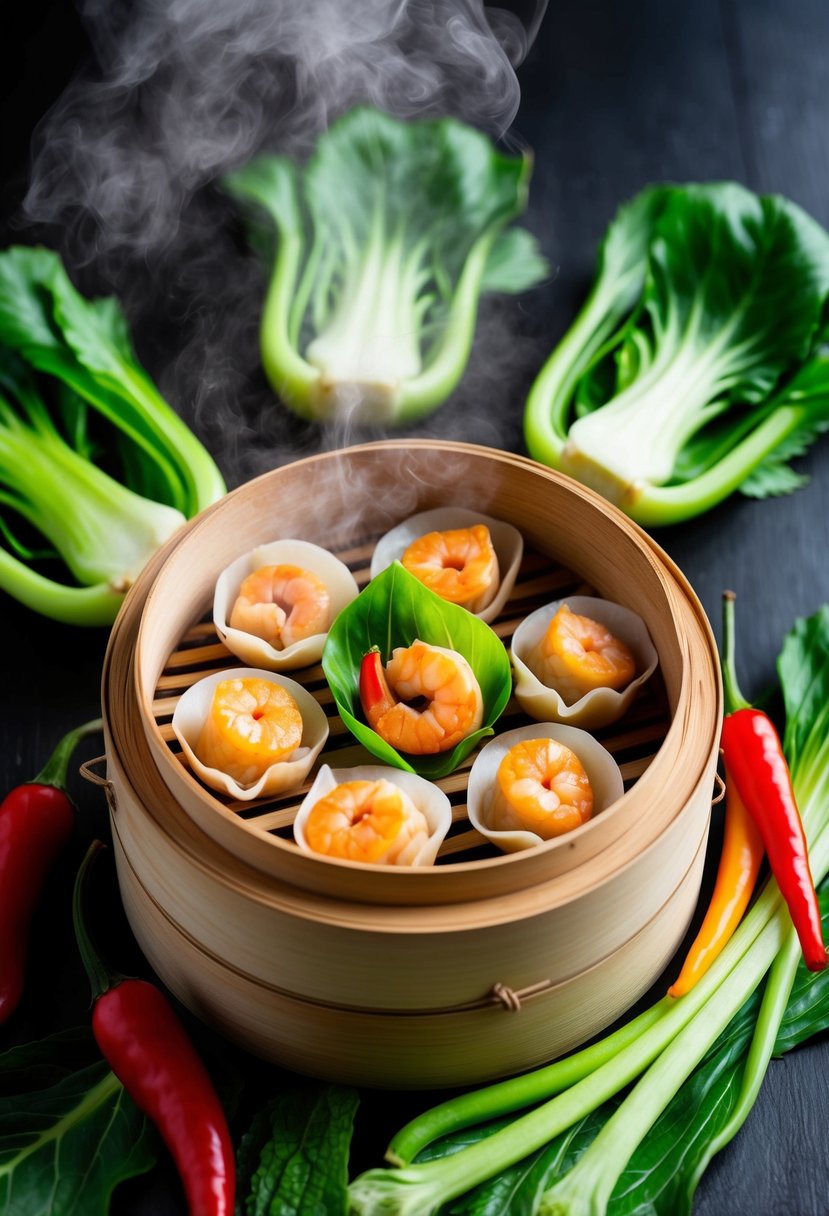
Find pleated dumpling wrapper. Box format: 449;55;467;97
172;667;329;801
467;723;624;853
214;539;359;670
511;596;658;730
294;764;452;866
370;507;523;623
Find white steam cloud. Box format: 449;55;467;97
22;0;549;484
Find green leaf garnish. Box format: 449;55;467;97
322;562;512;780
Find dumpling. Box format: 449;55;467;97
214;539;359;670
294;764;452;866
171;667;328;800
510;596;658;730
467;723;624;853
370;507;523;623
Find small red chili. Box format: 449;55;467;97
719;592;827;972
0;718;102;1024
73;841;235;1216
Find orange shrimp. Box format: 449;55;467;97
535;604;635;703
304;779;430;864
493;737;593;838
360;640;483;755
195;677;303;785
401;525;499;613
229;564;331;650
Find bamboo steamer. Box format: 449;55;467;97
99;441;722;1088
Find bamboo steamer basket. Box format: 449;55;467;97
97;441;722;1088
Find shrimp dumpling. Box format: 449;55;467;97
303;779;430;865
195;677;303;786
510;596;658;731
533;604;636;704
294;764;453;867
360;640;483;755
493;737;593;839
370;507;523;624
230;564;331;650
172;666;329;801
214;539;359;671
466;723;624;853
401;524;499;614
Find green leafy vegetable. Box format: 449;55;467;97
0;1027;157;1215
237;1084;358;1216
0;247;225;624
347;604;829;1215
224;106;547;425
322;562;512;779
524;183;829;524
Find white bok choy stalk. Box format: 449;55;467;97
223;107;548;425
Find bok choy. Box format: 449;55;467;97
224;107;547;425
0;247;225;625
524;183;829;524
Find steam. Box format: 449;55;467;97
22;0;549;485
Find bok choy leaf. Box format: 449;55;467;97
524;183;829;524
224;107;547;425
0;247;225;624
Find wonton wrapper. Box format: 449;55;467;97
294;764;452;866
172;667;329;801
510;596;658;730
467;723;624;853
214;539;359;670
370;507;523;624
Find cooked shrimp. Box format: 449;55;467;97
195;677;303;785
360;640;483;755
493;737;593;838
304;779;430;864
229;564;331;650
401;525;499;613
534;604;636;703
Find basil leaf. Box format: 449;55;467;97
237;1084;358;1216
322;562;512;779
0;1027;157;1216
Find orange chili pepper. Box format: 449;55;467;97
668;774;764;997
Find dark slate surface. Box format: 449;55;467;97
2;2;829;1213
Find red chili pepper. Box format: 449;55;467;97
719;591;827;972
359;645;397;728
73;841;235;1216
0;718;102;1024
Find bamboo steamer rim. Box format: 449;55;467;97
132;441;719;892
108;441;722;912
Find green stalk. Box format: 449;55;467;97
348;866;796;1215
0;547;125;626
260;228;319;417
34;718;103;789
73;841;127;1003
0;403;185;588
524;284;636;469
686;929;800;1190
387;999;672;1166
538;809;829;1216
721;591;751;714
624;403;817;526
